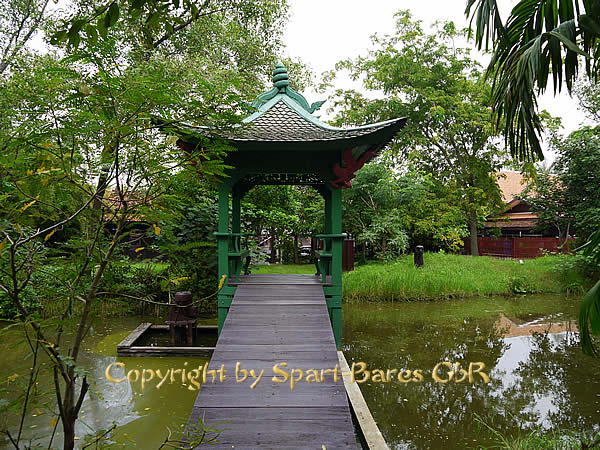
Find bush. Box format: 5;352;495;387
508;275;535;294
0;290;39;319
0;263;69;319
149;192;220;311
546;253;598;294
130;263;169;303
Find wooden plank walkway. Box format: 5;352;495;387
187;274;356;449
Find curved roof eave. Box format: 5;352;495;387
160;62;407;149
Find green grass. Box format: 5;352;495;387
249;254;591;302
249;264;315;274
342;253;590;302
475;412;600;450
134;254;590;302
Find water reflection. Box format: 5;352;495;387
509;331;600;432
342;295;600;449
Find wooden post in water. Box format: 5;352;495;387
414;245;424;268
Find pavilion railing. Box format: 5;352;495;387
313;233;346;284
214;232;251;283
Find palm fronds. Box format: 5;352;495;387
579;279;600;356
580;228;600;356
466;0;600;161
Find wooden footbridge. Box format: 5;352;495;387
165;62;405;448
187;274;357;448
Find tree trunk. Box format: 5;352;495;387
269;229;276;263
92;136;120;213
61;381;76;450
559;222;570;251
62;413;75;450
293;234;299;264
380;237;387;261
469;213;479;256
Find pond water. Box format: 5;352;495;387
1;295;599;448
0;316;214;448
342;294;600;449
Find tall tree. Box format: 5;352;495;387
242;185;323;264
522;170;574;246
0;1;291;447
342;163;409;261
329;12;507;256
342;162;467;259
553;126;600;242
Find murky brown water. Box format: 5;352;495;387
2;295;599;448
342;294;600;449
0;316;212;448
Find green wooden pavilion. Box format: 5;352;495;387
170;63;406;348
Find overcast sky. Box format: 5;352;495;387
283;0;593;162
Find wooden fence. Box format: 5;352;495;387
463;236;573;258
342;239;355;272
311;238;355;271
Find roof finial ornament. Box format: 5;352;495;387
252;63;325;114
272;62;290;90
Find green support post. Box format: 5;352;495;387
330;187;343;284
232;187;241;235
328;186;344;349
324;189;332;234
231;186;245;281
216;181;232;335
